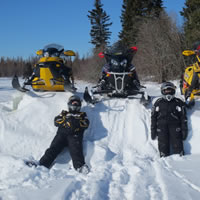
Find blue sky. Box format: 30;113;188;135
0;0;185;59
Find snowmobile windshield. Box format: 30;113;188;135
105;50;134;72
108;54;129;72
104;42;135;72
43;44;64;57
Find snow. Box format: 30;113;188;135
0;77;200;200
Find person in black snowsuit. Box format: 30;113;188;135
39;95;90;173
151;82;188;157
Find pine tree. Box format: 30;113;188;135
146;0;163;17
119;0;137;46
180;0;200;47
119;0;163;46
88;0;112;48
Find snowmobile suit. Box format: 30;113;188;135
151;97;188;157
39;111;89;169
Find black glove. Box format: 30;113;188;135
61;110;67;116
63;119;72;129
65;116;81;131
182;129;188;140
73;118;81;130
151;130;157;140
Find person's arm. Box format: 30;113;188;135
151;101;159;140
65;113;89;134
54;110;69;127
80;112;90;129
180;102;188;140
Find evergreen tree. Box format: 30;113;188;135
119;0;137;46
146;0;163;17
119;0;163;46
88;0;112;48
180;0;200;47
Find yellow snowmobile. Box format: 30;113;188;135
180;49;200;106
12;44;76;92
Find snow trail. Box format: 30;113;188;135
164;159;200;192
79;98;165;200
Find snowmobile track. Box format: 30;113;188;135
163;159;200;193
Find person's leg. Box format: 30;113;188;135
169;126;184;156
39;131;66;168
157;126;170;157
67;135;85;170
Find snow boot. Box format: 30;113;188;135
25;160;38;168
77;164;90;174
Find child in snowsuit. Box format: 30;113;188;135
151;82;188;157
39;95;90;173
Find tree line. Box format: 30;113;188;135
0;0;199;83
0;57;35;78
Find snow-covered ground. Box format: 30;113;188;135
0;77;200;200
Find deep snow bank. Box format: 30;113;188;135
0;78;200;200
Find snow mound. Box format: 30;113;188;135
0;78;200;200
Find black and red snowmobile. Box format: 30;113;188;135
83;43;151;105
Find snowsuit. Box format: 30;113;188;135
39;110;89;169
151;97;188;157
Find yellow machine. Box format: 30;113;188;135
181;49;200;105
12;44;76;92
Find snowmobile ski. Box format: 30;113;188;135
83;87;98;104
140;94;151;106
83;86;151;106
12;75;30;92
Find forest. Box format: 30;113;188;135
0;0;199;83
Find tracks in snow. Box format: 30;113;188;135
1;83;200;199
76;99;167;200
79;98;200;199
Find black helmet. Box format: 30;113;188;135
68;95;82;112
161;82;176;101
